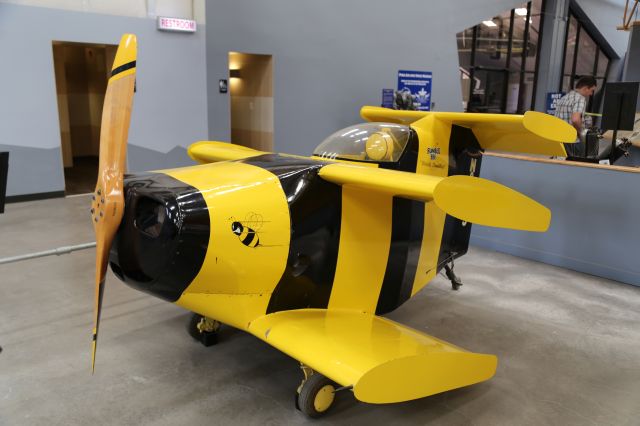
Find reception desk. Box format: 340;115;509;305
472;152;640;287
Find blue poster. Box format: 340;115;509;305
397;70;432;111
382;89;394;108
546;92;565;115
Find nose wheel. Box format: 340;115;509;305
295;365;337;418
188;314;221;347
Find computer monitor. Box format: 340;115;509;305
601;82;639;131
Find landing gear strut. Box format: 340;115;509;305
295;364;337;418
188;314;221;347
444;262;463;290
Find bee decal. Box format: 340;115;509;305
230;213;263;248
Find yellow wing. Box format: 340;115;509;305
248;309;497;404
318;163;550;232
360;106;576;156
188;141;266;163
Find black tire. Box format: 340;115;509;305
188;313;203;341
296;373;336;418
188;313;218;347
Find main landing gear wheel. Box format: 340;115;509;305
188;314;221;347
295;366;336;418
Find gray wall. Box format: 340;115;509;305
0;3;207;196
206;0;534;155
472;156;640;286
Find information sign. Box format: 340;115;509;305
397;70;432;111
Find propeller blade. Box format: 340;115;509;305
90;34;137;372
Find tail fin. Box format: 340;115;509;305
360;106;576;157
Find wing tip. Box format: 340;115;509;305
353;352;498;404
434;175;552;232
523;110;577;143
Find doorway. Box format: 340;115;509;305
52;41;117;195
228;52;274;151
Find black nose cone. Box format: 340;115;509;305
109;173;210;302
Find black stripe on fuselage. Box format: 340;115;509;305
375;131;423;314
239;154;343;314
375;198;425;314
111;61;136;78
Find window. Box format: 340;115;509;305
560;10;611;111
456;0;545;114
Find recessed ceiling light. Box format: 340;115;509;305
515;8;528;16
482;20;497;27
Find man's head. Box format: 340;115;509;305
575;76;597;97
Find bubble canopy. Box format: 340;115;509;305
313;123;412;163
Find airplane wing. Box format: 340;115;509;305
248;309;497;404
188;140;266;163
360;106;576;157
318;163;550;232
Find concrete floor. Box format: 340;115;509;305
1;195;640;426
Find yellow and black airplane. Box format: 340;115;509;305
91;34;576;418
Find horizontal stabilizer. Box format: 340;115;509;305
319;163;550;232
188;141;265;163
248;309;497;404
360;106;576;157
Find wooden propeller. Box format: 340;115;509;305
90;34;137;372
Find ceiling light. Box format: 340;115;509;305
515;8;528;16
482;20;497;27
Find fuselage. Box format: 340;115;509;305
109;124;483;330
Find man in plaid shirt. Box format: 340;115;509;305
554;76;597;158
